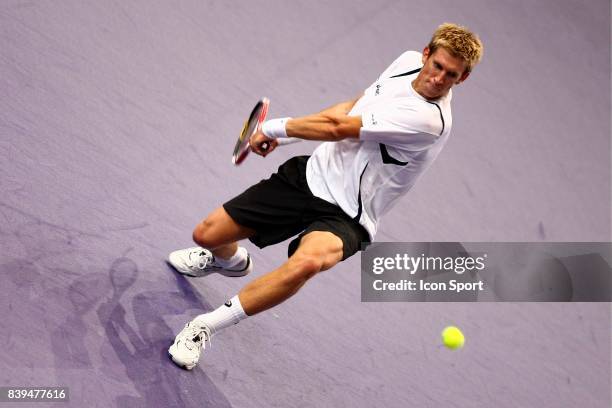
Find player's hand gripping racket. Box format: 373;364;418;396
232;98;301;166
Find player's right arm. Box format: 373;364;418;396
250;96;363;156
285;109;362;142
316;95;362;117
283;94;364;142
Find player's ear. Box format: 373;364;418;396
422;46;431;63
456;70;470;84
455;69;470;85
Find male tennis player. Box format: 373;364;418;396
168;23;483;369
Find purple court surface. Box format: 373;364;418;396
1;1;610;407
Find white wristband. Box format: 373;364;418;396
262;117;291;139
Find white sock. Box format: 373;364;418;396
194;295;248;334
215;246;248;269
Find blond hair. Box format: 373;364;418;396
428;23;483;72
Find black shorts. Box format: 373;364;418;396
223;156;370;260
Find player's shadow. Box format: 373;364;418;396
50;271;111;368
97;258;232;408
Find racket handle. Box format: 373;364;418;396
260;138;299;152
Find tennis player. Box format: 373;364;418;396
168;23;483;369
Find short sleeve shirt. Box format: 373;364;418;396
306;51;452;239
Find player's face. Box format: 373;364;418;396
413;47;470;100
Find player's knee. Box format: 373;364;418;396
285;254;324;285
298;255;324;278
192;218;218;249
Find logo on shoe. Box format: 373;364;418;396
224;300;232;307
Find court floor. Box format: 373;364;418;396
1;1;610;407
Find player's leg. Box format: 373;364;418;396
192;206;256;258
170;157;311;279
238;230;343;315
167;207;256;278
168;230;344;369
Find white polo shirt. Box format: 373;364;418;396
306;50;453;239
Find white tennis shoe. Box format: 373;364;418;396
167;246;252;277
168;320;212;370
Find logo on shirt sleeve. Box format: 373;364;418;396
370;113;378;126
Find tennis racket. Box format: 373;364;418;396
232;97;270;165
232;98;302;166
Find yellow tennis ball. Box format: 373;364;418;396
442;326;465;350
